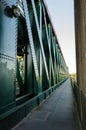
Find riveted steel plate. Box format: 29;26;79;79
0;0;17;107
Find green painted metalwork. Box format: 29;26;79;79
31;0;50;83
0;0;17;107
42;5;55;85
0;0;69;129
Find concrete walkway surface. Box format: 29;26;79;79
12;79;81;130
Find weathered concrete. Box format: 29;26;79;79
74;0;86;129
12;79;80;130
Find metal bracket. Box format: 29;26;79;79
4;5;20;18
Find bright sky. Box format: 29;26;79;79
45;0;76;74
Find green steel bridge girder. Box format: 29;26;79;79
0;0;69;116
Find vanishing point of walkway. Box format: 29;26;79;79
12;79;81;130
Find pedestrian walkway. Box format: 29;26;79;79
12;79;81;130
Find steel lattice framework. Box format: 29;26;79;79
0;0;69;129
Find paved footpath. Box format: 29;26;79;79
12;79;81;130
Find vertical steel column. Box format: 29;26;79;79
0;0;17;106
42;5;55;85
39;0;42;91
31;0;50;85
22;0;40;93
54;37;58;83
48;25;52;85
56;45;59;82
